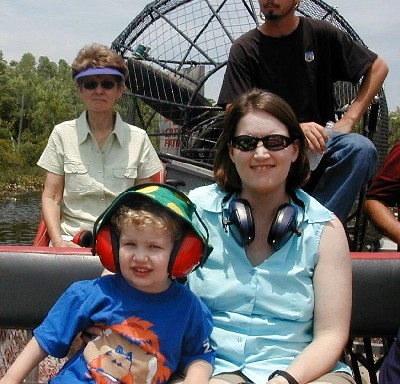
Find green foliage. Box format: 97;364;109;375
388;108;400;148
0;138;21;165
0;53;80;154
0;53;81;188
19;141;43;166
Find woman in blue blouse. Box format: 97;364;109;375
179;89;354;384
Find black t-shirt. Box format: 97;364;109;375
218;17;377;125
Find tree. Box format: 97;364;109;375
388;108;400;148
0;53;82;175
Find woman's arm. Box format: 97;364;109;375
276;217;352;384
0;337;48;384
183;360;212;384
41;171;77;247
135;176;157;185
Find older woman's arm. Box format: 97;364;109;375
41;171;78;247
135;176;157;185
271;217;352;384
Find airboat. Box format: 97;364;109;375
0;1;396;383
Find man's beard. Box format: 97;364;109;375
265;11;279;20
262;1;298;21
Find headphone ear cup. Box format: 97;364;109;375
169;230;205;279
95;225;119;273
228;198;255;246
268;203;298;250
73;230;93;248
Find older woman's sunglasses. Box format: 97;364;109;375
81;80;118;90
231;134;294;152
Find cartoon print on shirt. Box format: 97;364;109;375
84;316;171;383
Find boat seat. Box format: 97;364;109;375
350;253;400;337
1;248;400;384
347;252;400;384
0;246;103;329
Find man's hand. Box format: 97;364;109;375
300;122;328;153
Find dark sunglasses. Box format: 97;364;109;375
81;80;118;90
231;134;294;152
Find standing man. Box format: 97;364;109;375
218;0;388;222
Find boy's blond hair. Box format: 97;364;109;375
111;201;183;241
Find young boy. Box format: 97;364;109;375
0;183;215;384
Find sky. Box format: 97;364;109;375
1;0;399;111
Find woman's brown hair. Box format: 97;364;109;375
71;43;128;80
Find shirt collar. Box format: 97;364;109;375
76;111;125;146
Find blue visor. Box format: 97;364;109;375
74;67;124;80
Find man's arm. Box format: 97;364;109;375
335;56;388;134
364;143;400;245
300;56;388;153
365;199;400;245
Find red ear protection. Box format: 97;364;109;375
95;225;120;273
169;230;205;279
72;230;93;248
94;224;206;278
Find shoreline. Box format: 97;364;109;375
0;182;42;197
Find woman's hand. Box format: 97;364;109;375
66;332;85;359
52;239;81;248
267;377;289;384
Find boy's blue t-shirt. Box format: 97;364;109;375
34;274;214;383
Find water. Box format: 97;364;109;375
0;191;42;245
0;188;385;249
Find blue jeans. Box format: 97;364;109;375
306;132;377;222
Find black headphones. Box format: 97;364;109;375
222;193;303;250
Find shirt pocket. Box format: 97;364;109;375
110;167;138;193
64;162;92;193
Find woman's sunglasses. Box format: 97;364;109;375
231;134;294;152
81;80;118;90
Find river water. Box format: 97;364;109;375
0;189;385;249
0;191;42;245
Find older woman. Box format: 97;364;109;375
37;43;162;247
179;89;354;384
